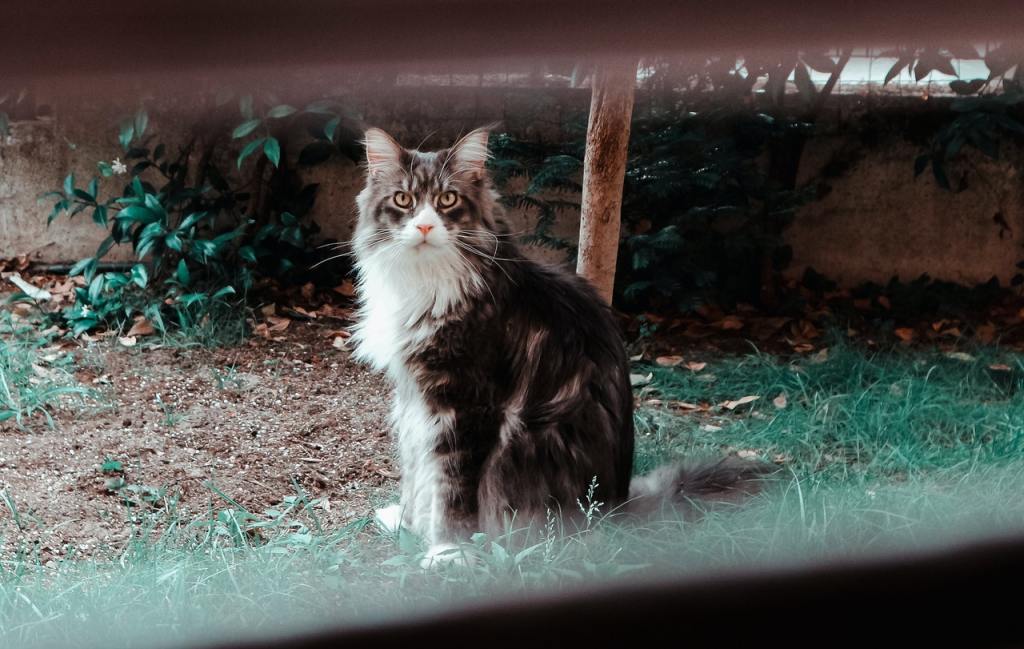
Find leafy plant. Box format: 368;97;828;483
41;95;361;337
493;102;813;311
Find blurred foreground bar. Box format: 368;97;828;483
203;534;1024;649
2;0;1024;76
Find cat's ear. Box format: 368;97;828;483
363;128;403;178
450;125;496;181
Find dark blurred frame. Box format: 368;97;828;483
5;2;1024;647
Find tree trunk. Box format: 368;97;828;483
576;59;636;304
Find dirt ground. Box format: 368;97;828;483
0;322;397;559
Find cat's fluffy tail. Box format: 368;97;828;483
626;457;777;517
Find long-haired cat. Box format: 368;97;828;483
351;126;769;565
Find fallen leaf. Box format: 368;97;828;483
720;395;760;410
266;316;291;332
975;323;997;344
629;373;653;387
894;327;916;342
989;363;1012;372
259;303;277;317
773;393;788;409
9;274;51;301
717;316;744;331
737;449;760;460
671;401;702;411
334;280;356;297
685;361;707;372
810;348;829;364
945;351;976;363
332;336;348;351
127;317;155;337
118;336;137;347
655;355;684;367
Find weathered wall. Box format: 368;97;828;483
2;86;1022;286
789;134;1024;285
0;85;584;266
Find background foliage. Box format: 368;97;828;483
40;95;362;336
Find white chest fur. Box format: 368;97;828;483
351;242;479;543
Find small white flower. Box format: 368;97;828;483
111;158;128;175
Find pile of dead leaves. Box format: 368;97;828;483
626;276;1024;359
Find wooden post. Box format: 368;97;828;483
575;59;636;304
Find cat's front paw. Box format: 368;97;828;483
374;504;403;534
420;543;468;569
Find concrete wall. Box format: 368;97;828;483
789;134;1024;285
2;86;1022;286
0;85;585;266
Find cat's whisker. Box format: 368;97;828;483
453;239;522;264
452;240;518;286
453;248;497;309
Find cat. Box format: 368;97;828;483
351;126;770;566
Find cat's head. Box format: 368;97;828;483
354;126;503;259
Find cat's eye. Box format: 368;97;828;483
437;191;459;209
393;191;413;209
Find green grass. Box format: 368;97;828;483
0;313;97;427
3;338;1024;648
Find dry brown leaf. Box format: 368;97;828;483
894;327;916;342
334;280;357;297
685;361;707;372
975;323;997;345
718;316;744;331
720;395;760;410
332;336;348;351
989;363;1012;372
655;355;684;367
118;336;137;347
127;317;155;337
259;303;277;317
671;401;702;411
266;316;291;332
773;393;788;409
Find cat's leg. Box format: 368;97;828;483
419;411;501;568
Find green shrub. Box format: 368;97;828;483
491;103;812;311
41;96;360;336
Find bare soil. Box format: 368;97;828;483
0;322;396;560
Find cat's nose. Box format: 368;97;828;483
417;225;434;237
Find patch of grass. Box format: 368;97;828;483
0;313;96;427
634;339;1024;482
3;340;1024;648
154;302;250;350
